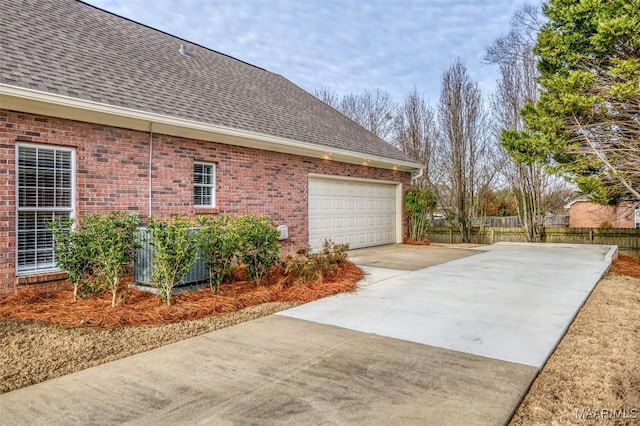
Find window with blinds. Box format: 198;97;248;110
16;145;74;273
194;162;215;207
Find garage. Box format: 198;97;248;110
308;175;400;249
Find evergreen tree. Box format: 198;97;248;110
503;0;640;202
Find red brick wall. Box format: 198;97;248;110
0;109;411;293
568;201;637;228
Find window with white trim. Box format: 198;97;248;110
16;145;74;274
193;162;215;207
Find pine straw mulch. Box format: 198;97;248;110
0;261;363;330
610;253;640;279
403;237;431;246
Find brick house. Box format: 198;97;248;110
0;0;421;294
566;199;640;228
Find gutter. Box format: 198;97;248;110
0;84;422;172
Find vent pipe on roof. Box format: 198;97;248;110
179;44;190;57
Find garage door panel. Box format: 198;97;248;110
320;218;333;231
345;217;356;229
321;199;333;210
309;177;397;249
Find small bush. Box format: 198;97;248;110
49;218;95;301
50;213;139;305
147;216;199;305
283;240;350;286
404;187;437;242
232;214;280;286
197;214;239;293
283;249;322;285
82;212;140;307
319;239;349;265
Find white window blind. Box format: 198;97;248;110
194;162;215;207
17;145;74;273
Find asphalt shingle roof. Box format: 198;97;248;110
1;0;413;164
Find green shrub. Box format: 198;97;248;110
232;214;280;286
49;218;95;301
404;187;438;241
197;214;239;293
146;216;199;305
82;212;140;307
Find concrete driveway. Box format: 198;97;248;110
0;243;616;425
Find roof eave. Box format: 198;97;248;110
0;84;422;172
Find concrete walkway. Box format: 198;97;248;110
0;243;616;425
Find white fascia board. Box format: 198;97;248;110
1;84;422;172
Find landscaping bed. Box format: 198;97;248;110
0;261;361;329
0;260;362;393
0;212;364;394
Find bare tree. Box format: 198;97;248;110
312;87;397;141
433;59;497;243
484;3;542;64
311;86;340;109
339;89;397;141
491;46;548;241
393;88;438;186
486;3;566;242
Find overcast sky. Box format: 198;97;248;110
83;0;532;105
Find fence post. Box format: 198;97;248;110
449;227;453;244
490;228;495;244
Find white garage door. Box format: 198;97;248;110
308;176;397;249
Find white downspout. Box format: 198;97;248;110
149;123;154;218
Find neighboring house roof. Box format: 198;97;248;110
564;197;590;210
0;0;419;171
565;199;639;210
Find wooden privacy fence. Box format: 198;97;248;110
426;226;640;257
431;215;569;228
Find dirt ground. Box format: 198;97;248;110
0;302;299;394
0;261;361;393
510;255;640;425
